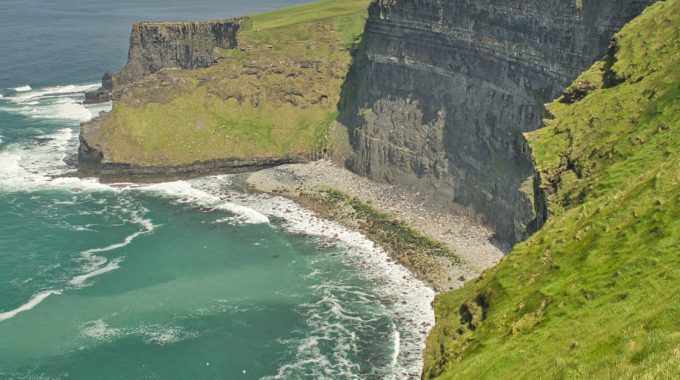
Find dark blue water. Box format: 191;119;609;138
0;1;434;379
0;0;313;88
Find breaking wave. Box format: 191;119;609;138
0;290;62;322
192;176;435;379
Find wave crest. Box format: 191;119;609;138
0;290;62;322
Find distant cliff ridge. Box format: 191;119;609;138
119;19;240;83
341;0;655;243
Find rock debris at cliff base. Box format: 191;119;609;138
247;160;506;291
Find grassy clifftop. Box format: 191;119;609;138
424;0;680;378
95;0;369;166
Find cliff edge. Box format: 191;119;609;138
78;0;370;179
119;19;240;84
423;0;679;377
340;0;655;243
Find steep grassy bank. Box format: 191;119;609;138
424;1;680;378
93;0;368;166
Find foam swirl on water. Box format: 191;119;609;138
192;176;435;378
0;82;435;378
0;290;62;322
13;85;32;92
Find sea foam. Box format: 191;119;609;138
13;85;32;92
0;290;62;322
69;258;123;287
71;207;156;288
3;83;101;123
0;128;111;193
139;180;269;225
193;176;435;379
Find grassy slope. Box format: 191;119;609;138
424;1;680;378
97;0;368;166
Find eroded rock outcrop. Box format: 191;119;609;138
118;19;240;83
84;19;240;103
77;5;365;180
341;0;655;243
83;72;115;104
79;19;244;178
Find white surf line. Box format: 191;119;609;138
8;83;97;102
1;83;102;123
391;326;401;376
139;180;270;225
0;290;62;322
13;85;32;92
70;258;123;287
214;201;270;224
73;211;156;287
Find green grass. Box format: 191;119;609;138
97;0;369;166
247;0;369;33
423;1;680;378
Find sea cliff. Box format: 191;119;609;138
74;0;679;378
119;19;240;83
78;0;370;179
423;1;679;376
340;0;655;243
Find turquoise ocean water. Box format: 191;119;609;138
0;1;434;379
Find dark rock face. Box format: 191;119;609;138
78;112;108;171
118;19;240;83
77;154;309;183
83;72;114;104
83;19;240;105
342;0;655;243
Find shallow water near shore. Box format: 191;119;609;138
0;1;434;378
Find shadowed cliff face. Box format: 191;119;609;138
342;0;655;243
119;19;240;83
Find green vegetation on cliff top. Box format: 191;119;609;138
424;0;680;378
97;0;369;166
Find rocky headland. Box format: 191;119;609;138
76;0;680;378
78;1;370;180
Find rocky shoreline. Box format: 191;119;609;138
245;160;506;291
76;153;506;291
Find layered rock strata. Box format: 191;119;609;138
341;0;655;243
118;19;240;83
84;19;240;103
